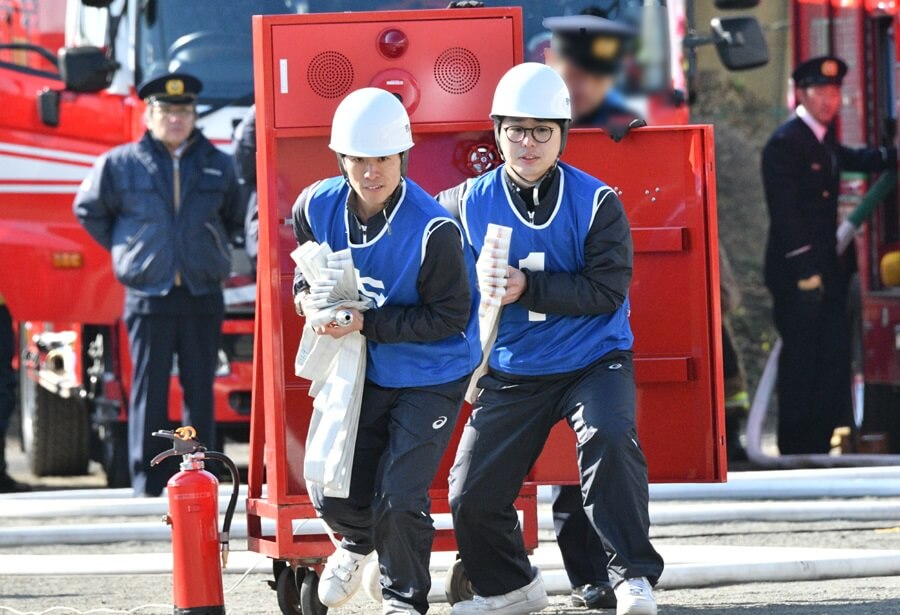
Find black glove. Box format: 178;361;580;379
606;118;647;143
447;1;484;7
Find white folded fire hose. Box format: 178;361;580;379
466;224;513;403
291;242;372;498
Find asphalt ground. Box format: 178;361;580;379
3;437;900;614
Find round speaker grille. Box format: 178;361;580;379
307;51;354;99
434;47;480;95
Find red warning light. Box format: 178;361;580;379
378;28;409;59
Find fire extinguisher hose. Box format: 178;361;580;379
205;451;240;568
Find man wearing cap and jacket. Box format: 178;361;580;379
762;56;897;455
544;10;645;140
74;72;244;496
540;11;642;610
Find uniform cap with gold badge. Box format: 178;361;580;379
543;13;636;75
792;56;848;88
137;72;203;104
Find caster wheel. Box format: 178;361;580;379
444;558;474;605
362;558;383;603
276;566;305;614
270;560;288;590
300;570;329;615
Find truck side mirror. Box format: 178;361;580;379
58;47;116;93
714;0;760;9
711;16;769;71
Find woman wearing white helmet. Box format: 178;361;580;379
291;87;481;615
440;63;663;615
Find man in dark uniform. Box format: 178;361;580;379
543;11;644;139
542;12;641;610
232;105;258;270
0;295;30;492
762;56;896;454
74;72;244;496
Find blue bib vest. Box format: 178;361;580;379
460;162;633;376
305;176;481;388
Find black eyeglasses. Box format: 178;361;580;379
503;125;555;144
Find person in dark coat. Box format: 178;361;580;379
0;295;30;492
232;105;258;269
74;72;244;496
762;56;896;455
543;11;645;139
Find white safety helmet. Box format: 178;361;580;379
329;87;414;158
490;63;572;158
490;62;572;121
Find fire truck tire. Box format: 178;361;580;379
299;570;328;615
863;383;900;454
24;382;90;476
102;423;131;488
444;558;475;605
275;566;304;614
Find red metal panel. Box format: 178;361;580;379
266;9;520;130
528;127;726;485
833;3;867;147
249;9;723;561
863;297;900;383
249;10;526;558
794;0;833;63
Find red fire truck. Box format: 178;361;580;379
791;0;900;449
0;0;283;485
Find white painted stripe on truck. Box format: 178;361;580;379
0;142;97;164
0;153;92;182
0;184;80;194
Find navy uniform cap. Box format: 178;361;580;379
792;56;848;88
137;72;202;104
543;14;636;75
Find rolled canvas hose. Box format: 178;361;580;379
745;338;900;468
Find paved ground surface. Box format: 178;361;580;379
2;572;900;614
3;437;900;614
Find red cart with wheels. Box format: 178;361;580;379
247;8;724;614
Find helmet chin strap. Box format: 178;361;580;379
493;117;568;208
505;158;559;208
336;150;410;179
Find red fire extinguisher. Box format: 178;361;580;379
152;426;240;615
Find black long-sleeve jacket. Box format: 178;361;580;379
762;116;896;294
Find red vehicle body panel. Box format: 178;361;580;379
0;1;252;437
791;0;900;387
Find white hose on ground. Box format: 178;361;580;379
746;337;900;468
6;498;900;547
4;544;900;597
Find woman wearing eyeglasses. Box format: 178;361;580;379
439;63;663;615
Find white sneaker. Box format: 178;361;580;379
451;568;549;615
615;577;657;615
317;547;370;607
383;598;419;614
